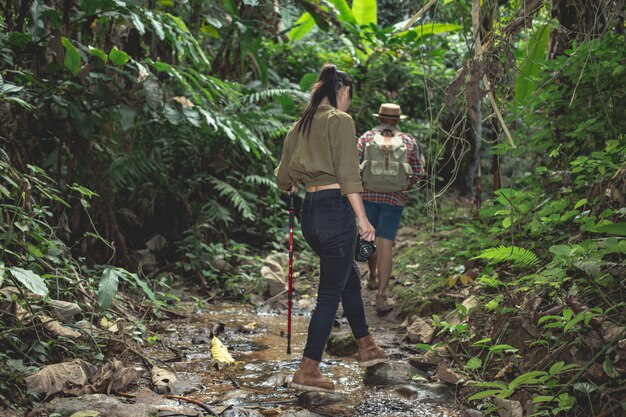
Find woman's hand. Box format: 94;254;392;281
290;184;298;193
358;217;376;242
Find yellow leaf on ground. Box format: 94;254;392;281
459;274;474;285
211;336;235;364
446;275;458;287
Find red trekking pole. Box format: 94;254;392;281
287;191;295;354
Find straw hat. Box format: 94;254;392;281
373;103;407;120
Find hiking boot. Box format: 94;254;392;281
290;357;335;392
375;294;395;315
357;334;389;368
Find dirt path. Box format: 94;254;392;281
135;244;459;416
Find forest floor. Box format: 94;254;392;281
21;224;462;417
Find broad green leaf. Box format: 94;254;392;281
574;198;587;209
62;37;81;75
89;46;108;63
465;357;482;370
223;0;237;15
489;344;517;353
467;389;502;401
593;223;626;236
509;371;548;390
299;73;318;91
289;13;315;42
211;336;235;364
326;0;357;25
8;267;48;296
109;47;129;66
397;23;462;39
603;357;619;378
130;12;146;35
98;268;121;311
351;0;377;26
573;382;597;393
514;24;550;109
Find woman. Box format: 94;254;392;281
275;64;388;392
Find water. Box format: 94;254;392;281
145;302;459;417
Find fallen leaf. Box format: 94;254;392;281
41;315;81;339
459;274;474;285
211;336;235;364
25;359;96;395
151;366;178;394
433;363;464;384
406;316;434;343
462;295;479;311
493;397;523;417
64;360;143;395
134;387;165;405
49;299;82;322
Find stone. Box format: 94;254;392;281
325;333;358;356
221;408;264;417
297;391;346;408
47;394;157;417
363;362;426;387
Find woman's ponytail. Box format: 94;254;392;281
297;63;353;136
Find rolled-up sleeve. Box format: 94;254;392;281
329;115;363;195
274;126;298;191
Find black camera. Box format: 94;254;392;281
355;238;376;262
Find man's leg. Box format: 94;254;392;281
375;237;395;314
374;203;404;315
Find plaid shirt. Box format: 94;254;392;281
357;125;425;207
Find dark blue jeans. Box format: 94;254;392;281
300;189;370;361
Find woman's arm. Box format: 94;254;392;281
346;192;375;242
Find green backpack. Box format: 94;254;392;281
360;129;413;192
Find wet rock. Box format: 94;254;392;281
297;391;346;408
325;333;358;356
260;372;289;388
395;384;422;398
191;333;211;345
363;363;426;387
47;394;157;417
221;408;265;417
280;411;325;417
353;397;415;416
461;408;484;417
167;379;201;395
416;382;455;404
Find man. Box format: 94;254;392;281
357;103;424;315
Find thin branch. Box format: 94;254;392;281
402;0;438;32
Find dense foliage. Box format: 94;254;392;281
1;0;624;415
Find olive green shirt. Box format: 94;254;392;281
275;105;363;195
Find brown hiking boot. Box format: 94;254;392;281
357;334;389;368
375;294;395;315
290;357;335;392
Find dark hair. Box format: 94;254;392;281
297;63;353;136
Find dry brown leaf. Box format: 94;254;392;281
406;316;434;343
134;387;165;405
41;315;81;339
462;295;479;311
49;299;82;322
151;366;178;394
65;359;143;395
493;397;523;417
433;363;464;384
25;359;96;395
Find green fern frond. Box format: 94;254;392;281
200;200;233;226
244;88;306;104
210;177;255;221
473;245;539;266
245;175;276;189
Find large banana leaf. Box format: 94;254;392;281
395;23;462;40
514;24;550;110
289;12;316;42
351;0;377;27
